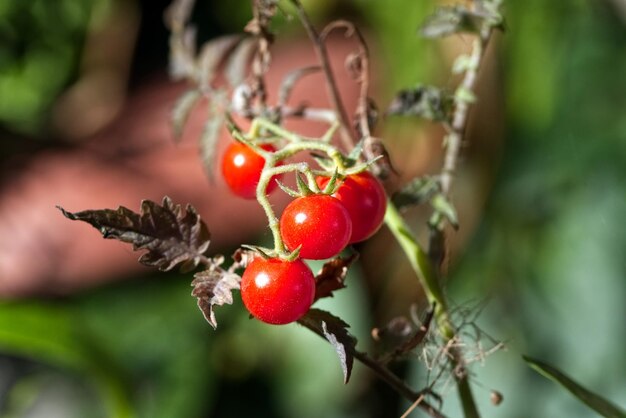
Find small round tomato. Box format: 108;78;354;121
318;171;386;243
221;142;281;199
280;194;352;260
240;257;315;324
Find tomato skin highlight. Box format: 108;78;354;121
318;172;387;243
279;194;352;260
221;142;281;199
240;257;315;325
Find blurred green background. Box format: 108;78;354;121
0;0;625;417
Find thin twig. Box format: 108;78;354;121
289;0;355;150
353;350;447;418
401;394;425;418
425;17;497;418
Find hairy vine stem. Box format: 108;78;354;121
440;26;495;196
427;18;498;418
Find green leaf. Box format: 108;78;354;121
0;302;135;418
298;309;357;384
58;197;211;273
524;356;626;418
171;89;201;140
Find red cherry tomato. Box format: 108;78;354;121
280;194;352;260
317;171;387;243
240;257;315;324
221;142;281;199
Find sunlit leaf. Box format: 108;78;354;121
58;197;211;273
524;356;626;418
191;260;241;329
298;309;356;384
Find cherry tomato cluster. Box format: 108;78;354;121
221;140;386;325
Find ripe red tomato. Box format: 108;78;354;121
317;171;387;243
280;194;352;259
240;257;315;324
221;142;281;199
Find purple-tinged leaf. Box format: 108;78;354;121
298;309;356;384
314;254;358;301
58;197;210;273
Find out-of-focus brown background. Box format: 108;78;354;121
0;0;624;417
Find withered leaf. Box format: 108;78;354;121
298;309;356;384
225;38;257;88
171;89;202;140
277;66;320;108
386;85;453;122
314;254;358;301
191;261;241;329
196;34;244;88
199;108;225;181
58;197;210;273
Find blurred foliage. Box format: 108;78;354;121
1;0;625;417
0;0;111;135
